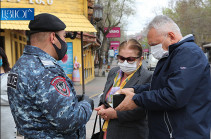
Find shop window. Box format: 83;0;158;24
14;34;17;39
20;44;23;56
19;36;22;41
0;36;5;50
11;32;27;66
83;48;94;80
15;42;18;62
58;42;73;75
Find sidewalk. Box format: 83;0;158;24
74;76;107;98
74;60;118;98
74;76;106;139
74;61;118;139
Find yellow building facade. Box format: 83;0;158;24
0;0;96;84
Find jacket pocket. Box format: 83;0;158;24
164;112;174;139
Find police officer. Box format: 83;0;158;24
7;13;94;139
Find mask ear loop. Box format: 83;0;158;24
162;35;168;43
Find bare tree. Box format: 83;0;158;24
96;0;135;76
163;0;211;46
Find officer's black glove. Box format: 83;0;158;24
76;95;83;102
82;95;94;110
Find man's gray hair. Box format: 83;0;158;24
147;15;182;36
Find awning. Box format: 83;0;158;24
0;12;97;32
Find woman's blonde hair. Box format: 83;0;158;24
119;39;143;57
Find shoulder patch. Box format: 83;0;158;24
51;76;70;97
7;73;18;89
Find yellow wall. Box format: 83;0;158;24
84;48;95;84
1;0;88;16
65;38;95;84
1;0;94;84
2;30;12;66
65;38;83;85
0;30;26;67
1;30;94;84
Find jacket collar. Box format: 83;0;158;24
106;66;142;89
23;45;57;63
102;66;143;105
169;34;195;54
124;66;142;88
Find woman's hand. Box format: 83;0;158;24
94;104;106;111
95;104;106;118
98;107;117;120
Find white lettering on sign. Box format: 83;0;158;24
36;0;45;4
47;0;53;5
29;0;34;3
1;9;33;20
109;30;119;34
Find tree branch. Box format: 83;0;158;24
111;0;126;27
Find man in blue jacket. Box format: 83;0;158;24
7;13;93;139
115;15;211;139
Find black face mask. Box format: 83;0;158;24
52;34;67;60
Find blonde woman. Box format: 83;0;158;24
95;39;152;139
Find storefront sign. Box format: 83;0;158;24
29;0;53;5
58;42;73;75
0;0;53;5
110;41;120;50
143;49;149;52
104;27;121;38
0;8;34;20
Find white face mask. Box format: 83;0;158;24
151;43;169;60
118;60;137;74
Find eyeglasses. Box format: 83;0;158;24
117;55;140;64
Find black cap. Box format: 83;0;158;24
29;13;66;35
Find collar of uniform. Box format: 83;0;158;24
168;35;195;54
23;45;57;63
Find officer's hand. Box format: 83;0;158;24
82;95;94;110
76;95;83;102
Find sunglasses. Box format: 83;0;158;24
117;55;140;64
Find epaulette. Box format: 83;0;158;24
39;57;55;68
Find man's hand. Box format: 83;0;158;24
115;88;134;94
115;88;138;111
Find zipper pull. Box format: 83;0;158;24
170;133;173;139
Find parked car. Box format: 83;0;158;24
147;54;158;71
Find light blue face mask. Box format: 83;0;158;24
0;59;3;67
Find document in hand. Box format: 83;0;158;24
112;94;125;108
